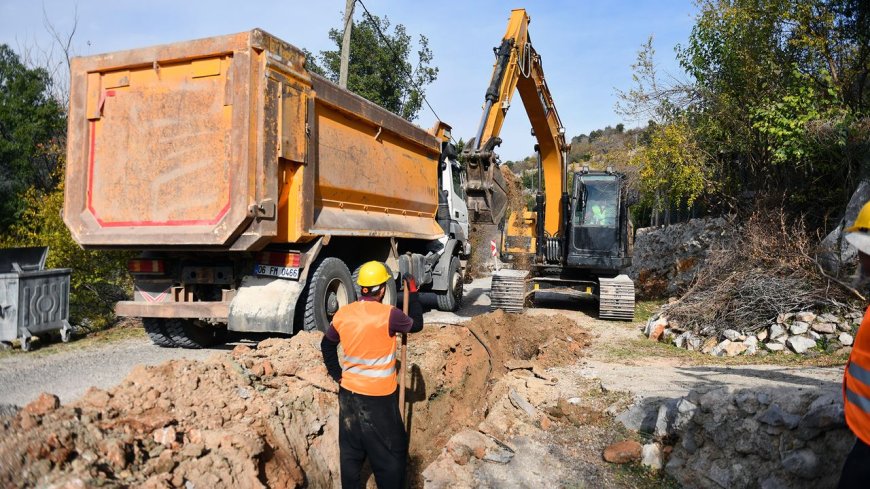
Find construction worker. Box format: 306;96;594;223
320;261;423;489
840;201;870;488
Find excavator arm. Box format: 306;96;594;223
463;8;570;239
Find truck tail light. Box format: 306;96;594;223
257;252;301;268
128;259;166;274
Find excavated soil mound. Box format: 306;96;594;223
0;312;592;488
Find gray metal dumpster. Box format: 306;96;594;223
0;247;72;351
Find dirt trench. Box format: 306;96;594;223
0;311;592;488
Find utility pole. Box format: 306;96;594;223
338;0;355;88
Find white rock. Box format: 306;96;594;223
777;313;794;324
811;322;837;334
774;335;788;344
769;324;787;339
674;332;689;349
796;311;816;323
808;330;821;340
790;321;809;335
641;443;663;470
723;329;741;341
711;339;732;357
766;342;785;352
757;330;769;341
840;333;854;346
786;336;818;354
817;313;838;323
839;321;853;332
724;342;748;357
744;336;758;347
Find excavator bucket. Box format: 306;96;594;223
463;152;509;225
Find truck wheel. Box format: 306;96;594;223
436;256;463;312
304;257;356;332
143;318;177;347
165;319;225;349
352;263;397;307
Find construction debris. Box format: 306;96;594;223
0;311;616;488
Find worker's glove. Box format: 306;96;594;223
403;274;418;293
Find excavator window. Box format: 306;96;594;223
575;177;618;228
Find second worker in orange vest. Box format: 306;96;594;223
321;261;423;489
840;201;870;488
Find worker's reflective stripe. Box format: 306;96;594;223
846;386;870;413
344;365;396;377
342;351;395;367
850;362;870;386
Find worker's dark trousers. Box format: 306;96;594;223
839;437;870;488
338;386;407;489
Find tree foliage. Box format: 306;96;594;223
0;164;132;329
0;44;65;231
636;119;709;210
307;12;438;121
618;0;870;228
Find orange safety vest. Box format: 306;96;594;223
332;300;398;397
845;306;870;445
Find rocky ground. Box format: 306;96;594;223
0;278;851;488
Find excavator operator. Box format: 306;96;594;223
320;261;424;489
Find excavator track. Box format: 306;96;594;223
598;274;635;321
490;270;529;313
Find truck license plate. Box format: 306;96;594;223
254;264;299;280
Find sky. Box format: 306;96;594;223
0;0;698;161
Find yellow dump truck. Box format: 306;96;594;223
63;29;470;347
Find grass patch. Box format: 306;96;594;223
634;299;666;323
604;335;849;367
614;463;682;489
0;324;144;359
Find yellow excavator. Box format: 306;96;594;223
463;8;635;320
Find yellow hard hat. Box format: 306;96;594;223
846;201;870;254
357;261;391;287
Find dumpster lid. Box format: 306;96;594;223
0;247;48;273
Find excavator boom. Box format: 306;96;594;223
463;9;568;236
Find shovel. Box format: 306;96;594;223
399;281;409;423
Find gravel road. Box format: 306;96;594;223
0;337;219;407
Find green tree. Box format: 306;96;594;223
0;44;65;231
1;163;133;329
635;120;709;211
308;13;438;121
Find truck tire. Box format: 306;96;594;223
304;257;356;332
352;263;397;307
436;256;463;312
143;318;177;347
165;319;225;349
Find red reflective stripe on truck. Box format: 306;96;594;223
86;120;231;227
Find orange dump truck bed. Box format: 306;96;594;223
64;29;444;250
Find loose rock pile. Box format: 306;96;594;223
661;386;852;488
644;309;862;357
629;217;734;298
0;311;611;488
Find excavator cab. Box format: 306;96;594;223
567;169;631;274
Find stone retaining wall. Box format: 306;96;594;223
661;386;853;488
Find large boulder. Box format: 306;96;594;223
819;179;870;277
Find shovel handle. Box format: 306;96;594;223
399;282;409;422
